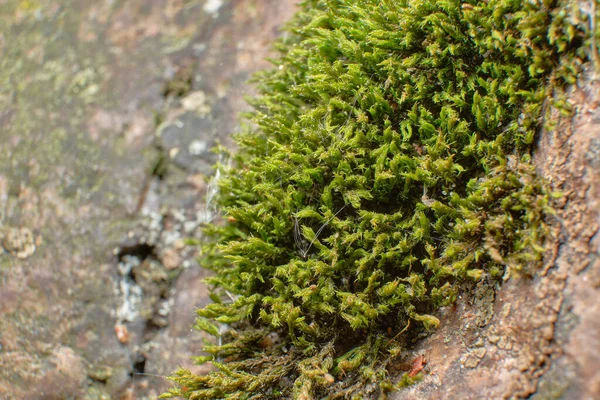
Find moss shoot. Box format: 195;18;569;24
162;0;593;398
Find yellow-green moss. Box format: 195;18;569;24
163;0;594;398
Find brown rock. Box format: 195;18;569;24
161;248;182;270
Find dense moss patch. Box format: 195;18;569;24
162;0;593;398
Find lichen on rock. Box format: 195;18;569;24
162;0;593;398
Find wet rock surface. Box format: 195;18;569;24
0;0;296;398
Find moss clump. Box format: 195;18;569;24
162;0;592;398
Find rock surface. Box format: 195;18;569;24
0;1;296;398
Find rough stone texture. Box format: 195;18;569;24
389;70;600;400
0;1;297;399
531;69;600;400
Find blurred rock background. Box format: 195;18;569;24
0;1;296;398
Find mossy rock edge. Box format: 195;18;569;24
162;0;593;398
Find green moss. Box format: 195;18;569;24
162;0;593;398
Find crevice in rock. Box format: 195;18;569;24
117;243;157;264
130;354;147;377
